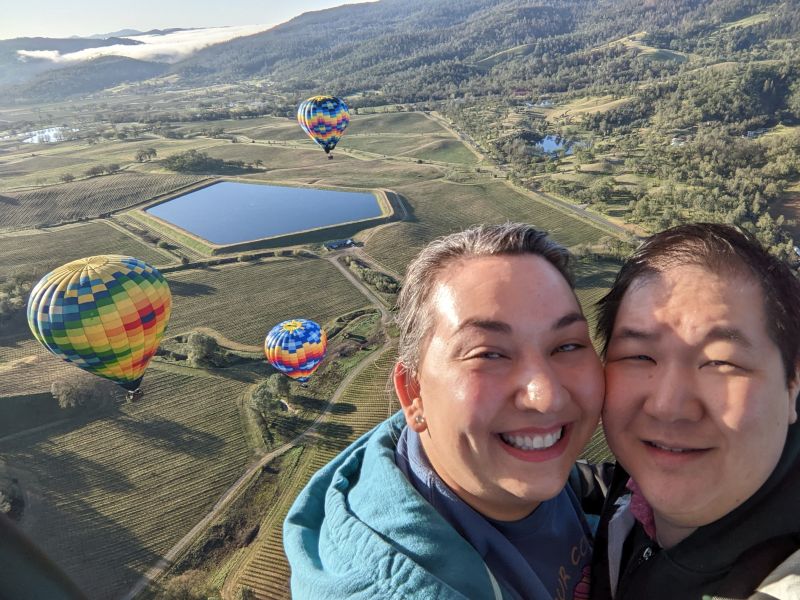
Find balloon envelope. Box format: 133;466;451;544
297;95;350;155
264;319;327;382
27;255;172;391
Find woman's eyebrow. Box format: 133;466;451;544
454;318;513;336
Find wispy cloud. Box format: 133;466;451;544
16;24;271;64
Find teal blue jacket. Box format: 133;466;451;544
283;411;509;599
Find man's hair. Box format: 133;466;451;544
395;223;572;376
597;222;800;383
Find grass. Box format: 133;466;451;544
363;178;609;275
719;11;772;30
0;220;172;278
405;139;479;164
165;257;372;346
0;368;254;600
0;172;204;231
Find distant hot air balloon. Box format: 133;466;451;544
27;255;172;397
264;319;327;382
297;95;350;159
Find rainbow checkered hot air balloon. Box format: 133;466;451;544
27;255;172;393
264;319;327;382
297;95;350;158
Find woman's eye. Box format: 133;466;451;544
478;351;503;360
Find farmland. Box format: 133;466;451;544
0;221;172;277
0;368;253;599
0;98;625;600
0;172;204;231
166;258;373;346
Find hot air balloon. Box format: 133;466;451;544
297;95;350;159
27;255;171;398
264;319;327;382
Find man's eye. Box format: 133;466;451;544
476;351;503;360
703;360;742;372
625;355;655;363
554;343;584;353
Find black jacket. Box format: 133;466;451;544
590;420;800;600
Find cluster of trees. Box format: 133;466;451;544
0;275;32;322
50;377;115;410
162;150;252;174
83;163;121;178
134;147;158;162
342;256;400;294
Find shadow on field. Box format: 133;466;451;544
0;194;19;205
167;279;216;298
114;415;224;457
292;395;357;415
3;442;157;597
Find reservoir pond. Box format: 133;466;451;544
146;181;382;245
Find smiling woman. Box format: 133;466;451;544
283;223;609;600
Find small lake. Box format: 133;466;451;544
21;126;78;144
146;181;382;245
536;135;577;155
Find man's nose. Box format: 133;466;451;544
643;363;704;423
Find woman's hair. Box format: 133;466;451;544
596;222;800;383
395;223;572;376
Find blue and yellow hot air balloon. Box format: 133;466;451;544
27;255;172;394
297;95;350;159
264;319;327;382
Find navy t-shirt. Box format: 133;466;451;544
395;426;592;600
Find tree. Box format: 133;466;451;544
59;173;75;183
104;163;120;174
186;331;219;367
84;165;105;177
265;373;290;402
50;377;113;410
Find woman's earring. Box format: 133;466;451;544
414;415;425;425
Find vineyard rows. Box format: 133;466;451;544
231;348;398;599
0;221;170;278
0;172;202;231
166;258;372;346
0;368;253;600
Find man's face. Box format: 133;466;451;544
401;254;604;521
603;265;799;544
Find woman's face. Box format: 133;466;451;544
396;254;604;521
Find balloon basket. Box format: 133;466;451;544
327;155;333;160
125;389;143;402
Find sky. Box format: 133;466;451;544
2;0;367;40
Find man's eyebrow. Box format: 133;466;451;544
553;312;586;331
612;327;659;342
705;326;753;348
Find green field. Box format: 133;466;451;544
364;178;608;275
0;368;254;599
166;258;372;346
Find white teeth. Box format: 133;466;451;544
501;428;563;451
650;441;690;453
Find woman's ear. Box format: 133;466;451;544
393;362;427;433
